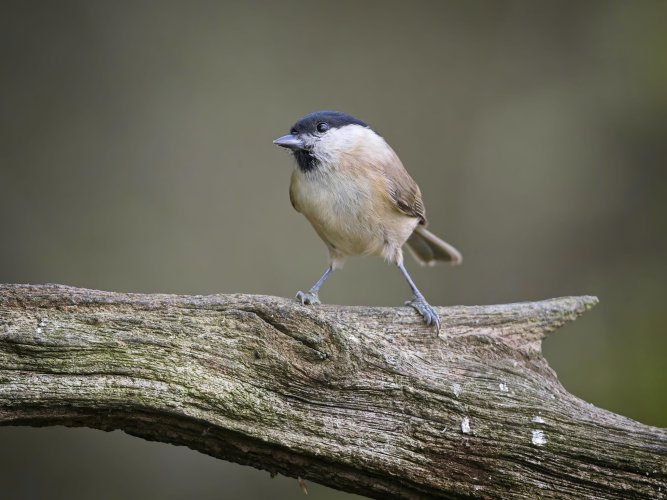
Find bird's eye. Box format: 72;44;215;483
290;128;297;135
316;122;330;133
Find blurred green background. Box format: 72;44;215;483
1;1;665;498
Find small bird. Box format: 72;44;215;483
273;111;461;331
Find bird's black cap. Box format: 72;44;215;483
290;110;368;135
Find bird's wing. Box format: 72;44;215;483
382;152;427;224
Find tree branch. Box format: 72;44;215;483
0;284;665;498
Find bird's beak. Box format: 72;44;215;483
273;134;305;151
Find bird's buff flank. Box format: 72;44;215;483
273;110;461;332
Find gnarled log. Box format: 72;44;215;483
0;284;665;498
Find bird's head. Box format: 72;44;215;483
273;111;376;172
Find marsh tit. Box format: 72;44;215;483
273;111;461;332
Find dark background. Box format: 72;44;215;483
1;1;665;499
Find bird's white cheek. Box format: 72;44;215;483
312;127;366;164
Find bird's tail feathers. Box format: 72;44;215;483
405;226;462;267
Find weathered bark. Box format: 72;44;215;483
0;284;664;498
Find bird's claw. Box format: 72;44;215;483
405;296;441;333
296;290;321;305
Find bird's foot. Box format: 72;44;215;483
405;296;441;333
296;290;321;305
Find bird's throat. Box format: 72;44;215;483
293;149;319;172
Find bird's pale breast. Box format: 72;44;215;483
290;168;383;255
290;167;418;261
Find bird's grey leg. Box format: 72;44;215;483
296;266;333;306
398;262;441;333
